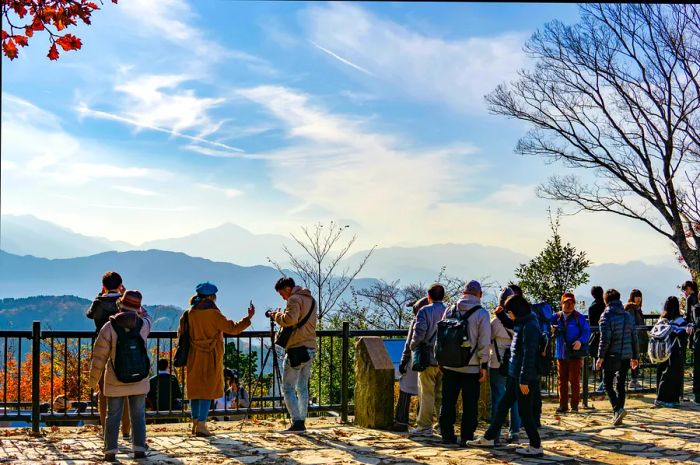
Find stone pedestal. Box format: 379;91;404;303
353;337;394;429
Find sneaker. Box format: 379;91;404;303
441;436;458;447
653;399;663;407
571;406;579;413
555;406;568;414
613;408;627;426
671;402;681;408
409;426;433;437
515;445;544;457
506;433;520;444
628;379;642;390
466;436;495;448
134;451;146;459
281;420;306;434
103;453;116;462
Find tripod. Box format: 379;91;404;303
239;318;288;430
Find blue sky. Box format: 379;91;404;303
0;1;677;265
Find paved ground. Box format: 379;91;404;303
1;394;699;464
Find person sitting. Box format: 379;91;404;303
147;359;183;411
213;369;250;411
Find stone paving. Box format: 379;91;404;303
1;394;699;464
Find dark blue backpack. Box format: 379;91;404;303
111;318;150;383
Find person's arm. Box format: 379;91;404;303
496;309;514;330
597;312;610;359
272;296;302;328
177;311;187;338
88;325;112;389
216;309;252;335
409;308;428;350
400;321;415;372
630;314;639;360
520;322;538;386
477;311;491;371
86;299;98;320
579;315;591;345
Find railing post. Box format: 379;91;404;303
31;321;41;435
341;321;349;423
582;356;589;409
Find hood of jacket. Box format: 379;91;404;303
606;299;625;314
456;294;481;312
109;310;139;329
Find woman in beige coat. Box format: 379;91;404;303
177;282;254;437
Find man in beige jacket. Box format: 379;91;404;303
270;277;317;434
89;290;152;462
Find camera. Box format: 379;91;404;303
265;309;274;319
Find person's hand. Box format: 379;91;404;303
520;384;530;395
247;302;255;319
572;340;582;351
631;359;639;370
479;368;487;383
495;305;504;314
687;326;695;335
595;358;603;370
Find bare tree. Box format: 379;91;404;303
436;266;499;308
338;281;426;330
268;221;375;324
486;4;700;278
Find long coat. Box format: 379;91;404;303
177;301;251;400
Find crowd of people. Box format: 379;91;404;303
393;280;699;458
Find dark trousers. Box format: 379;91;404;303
603;359;629;412
656;346;684;403
439;370;480;442
394;390;413;426
693;338;700;398
532;378;542;426
484;376;541;449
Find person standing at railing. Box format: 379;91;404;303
595;288;639;427
681;280;699;404
88;290;152;462
550;292;591;414
625;289;647;391
588;286;606;393
653;297;692;407
85;271;131;440
269;277;318;434
178;282;254;437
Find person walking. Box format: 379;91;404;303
596;289;639;426
393;297;429;432
588;286;606;393
550;292;591;413
88;290;151;462
409;284;447;437
438;280;490;446
681;280;699;404
178;282;254;437
467;295;543;458
654;297;692;407
625;289;646;390
270;277;317;434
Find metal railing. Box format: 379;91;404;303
0;320;691;433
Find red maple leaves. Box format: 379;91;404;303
2;0;117;61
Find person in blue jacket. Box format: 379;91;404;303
467;295;543;458
550;293;591;413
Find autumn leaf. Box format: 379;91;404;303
31;17;45;32
14;35;29;47
25;27;34;38
47;43;59;60
3;39;18;60
55;34;82;51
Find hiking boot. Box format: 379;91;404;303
134;451;146;459
195;420;213;437
103;453;116;462
409;426;433;437
466;436;495;448
613;408;627;426
281;420;306;434
515;445;544;457
555;406;568;414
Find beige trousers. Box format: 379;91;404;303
416;366;443;429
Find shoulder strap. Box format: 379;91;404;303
493;338;502;363
294;297;316;330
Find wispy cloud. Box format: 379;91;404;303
310;41;375;76
113;185;161;197
196;183;243;199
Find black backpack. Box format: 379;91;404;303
434;305;481;367
111;318;150;383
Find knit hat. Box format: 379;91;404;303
196;282;218;296
463;280;482;295
561;292;576;305
504;294;531;318
118;290;143;311
498;287;515;306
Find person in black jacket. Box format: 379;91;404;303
682;280;699;404
148;359;182;412
596;289;639;426
85;271;130;438
467;295;543;458
588;286;606;392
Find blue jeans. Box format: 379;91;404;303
282;348;316;422
105;395;146;454
190;399;210;421
489;368;521;435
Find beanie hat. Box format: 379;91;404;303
504;294;531;318
498;287;515;306
463;280;482;295
118;290;143;311
196;282;218;296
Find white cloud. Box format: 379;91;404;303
113;185;161;197
1;160;17;171
196;183;243;199
486;184;537;207
303;4;528;113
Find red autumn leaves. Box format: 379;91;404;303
2;0;117;61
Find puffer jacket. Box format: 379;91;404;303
549;310;591;360
410;301;447;366
272;286;317;350
441;295;491;374
89;309;152;397
598;300;639;361
508;312;541;384
86;293;121;332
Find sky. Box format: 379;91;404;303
0;1;680;266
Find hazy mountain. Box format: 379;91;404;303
139;223;294;266
0;215;132;259
0;295;182;331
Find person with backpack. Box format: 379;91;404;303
681;280;699;404
595;289;639;426
550;292;591;413
652;297;692;407
409;284;446;437
393;296;429;432
588;286;606;393
625;289;647;390
178;282;254;437
467;295;543;458
489;287;521;444
88;290;152;462
436;280;490;446
85;271;131;440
